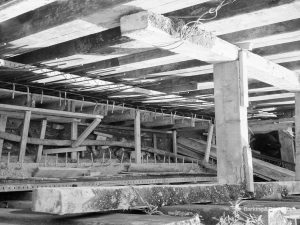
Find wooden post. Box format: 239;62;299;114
204;123;214;163
213;51;250;185
243;147;254;192
295;93;300;180
0;115;7;161
153;133;157;149
71;121;78;160
172;130;177;155
134;110;141;164
18;110;31;162
278;128;295;164
72;118;101;147
36;120;47;162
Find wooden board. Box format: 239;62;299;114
43;147;86;155
32;167;90;178
0;103;103;119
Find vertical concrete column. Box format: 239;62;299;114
213;51;250;184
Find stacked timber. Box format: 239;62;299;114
177;136;295;181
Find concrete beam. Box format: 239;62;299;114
0;0;210;57
121;11;299;91
121;11;239;64
32;181;300;215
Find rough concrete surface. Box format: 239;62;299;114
0;208;203;225
160;200;300;225
32;181;300;215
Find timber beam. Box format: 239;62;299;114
246;52;300;92
0;0;211;57
0;103;103;120
248;118;294;134
168;0;300;36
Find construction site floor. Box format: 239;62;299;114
0;208;201;225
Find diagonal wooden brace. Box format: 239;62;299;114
72;118;101;147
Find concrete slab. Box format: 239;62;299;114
0;209;202;225
160;200;300;225
32;181;300;215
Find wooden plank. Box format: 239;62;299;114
0;0;210;57
120;12;298;91
172;130;177;155
243;147;254;192
0;110;81;123
204;123;214;163
72;118;101;147
33;167;90;178
121;11;238;64
177;145;202;159
249;123;293;134
94;131;113;139
18;110;31;162
178;137;215;157
0;95;32;107
70;121;78;160
0;114;7;160
126;164;200;173
103;110;154;123
142;117;175;128
201;0;300;36
134;110;141;164
278;129;295;164
43;147;86;155
0;0;56;23
0;131;135;147
178;136;295;181
0;102;103;119
220;19;300;49
295;93;300;180
214;58;249;184
36;120;47;163
246;51;300;91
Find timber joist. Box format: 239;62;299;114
0;0;299;197
0;0;298;117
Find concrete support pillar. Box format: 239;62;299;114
213;51;250;184
295;93;300;180
134;110;141;164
